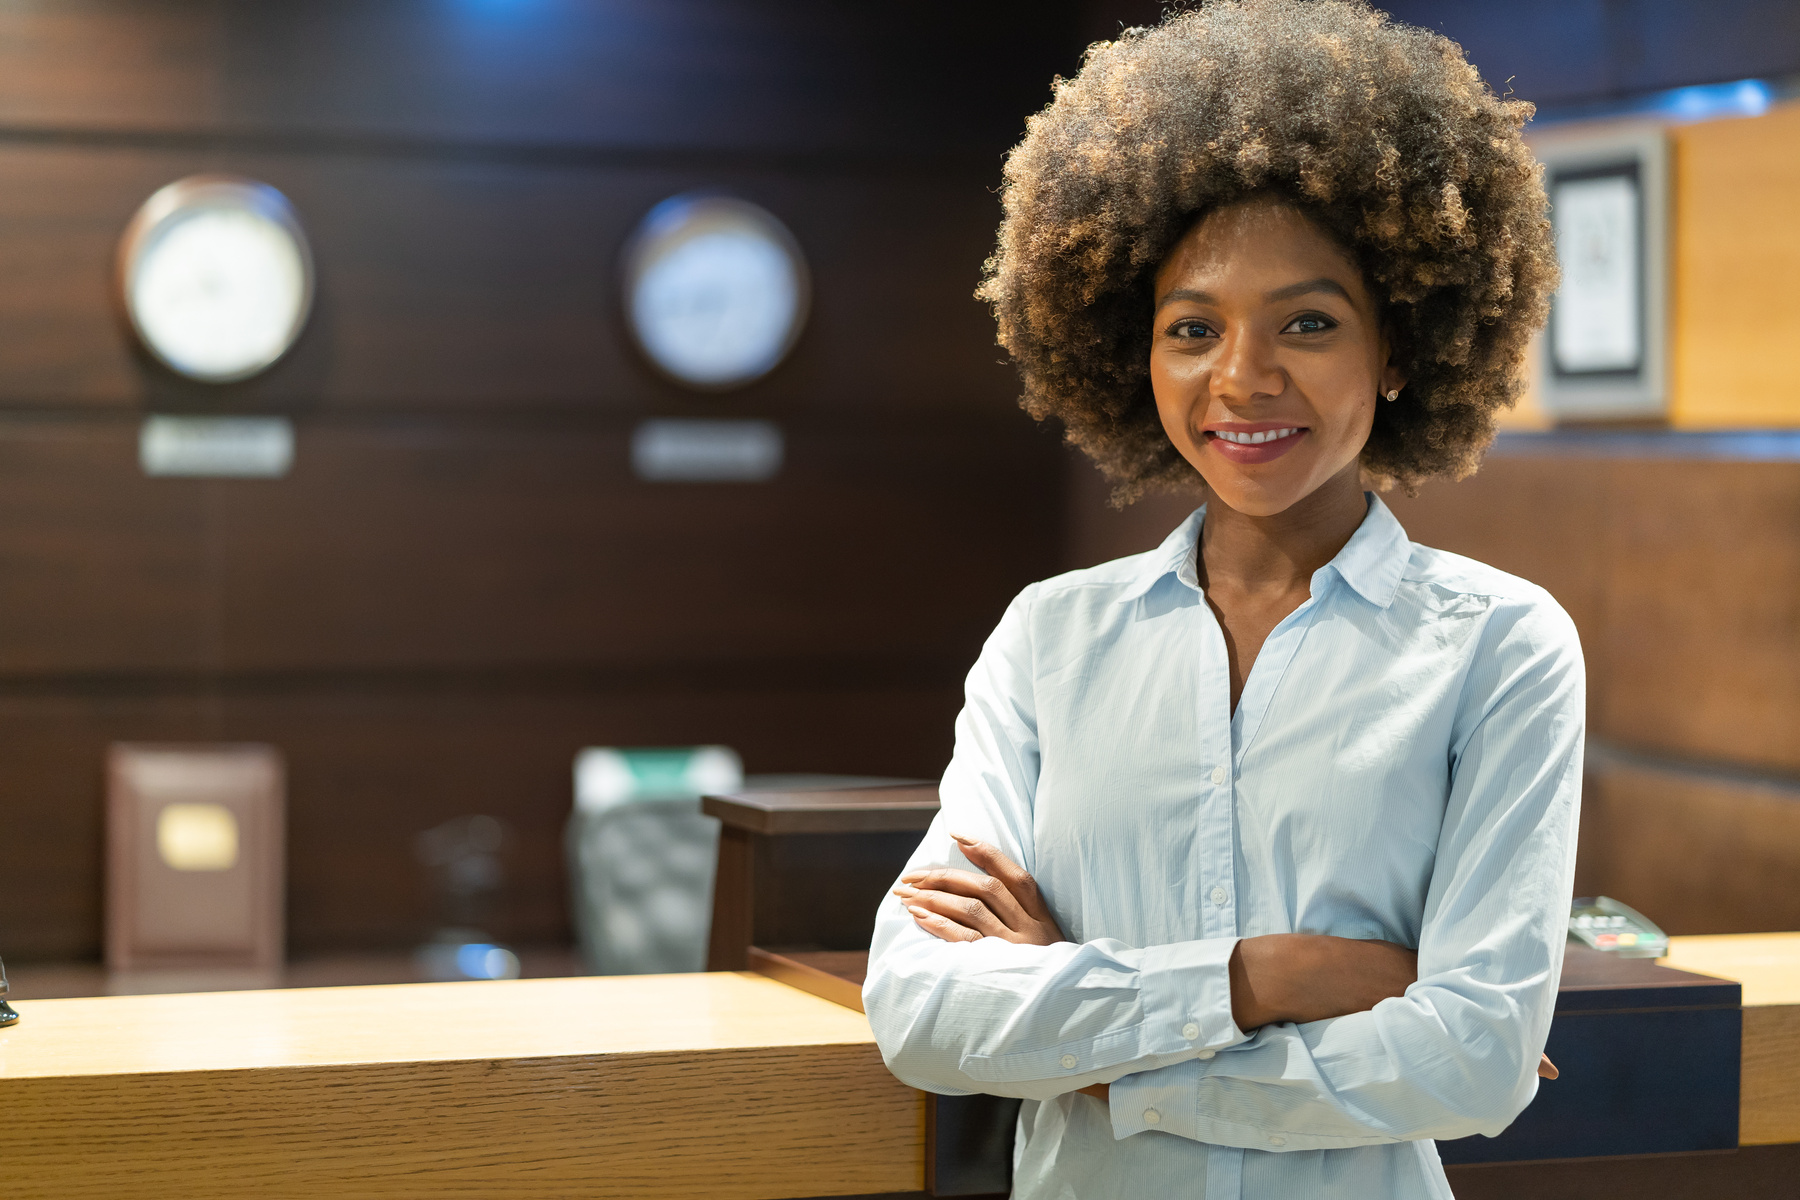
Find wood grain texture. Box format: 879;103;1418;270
0;413;1056;679
1581;759;1800;937
1592;461;1800;773
1741;1003;1800;1146
0;973;924;1199
1672;103;1800;427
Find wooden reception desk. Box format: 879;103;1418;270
0;972;922;1200
1;936;1797;1199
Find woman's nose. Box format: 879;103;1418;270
1212;328;1284;402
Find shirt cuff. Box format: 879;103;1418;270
1109;1058;1203;1140
1135;936;1246;1056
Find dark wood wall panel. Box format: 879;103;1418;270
0;1;1084;964
1580;758;1800;936
1389;455;1800;775
0;1;1080;156
0;680;966;961
0;416;209;674
0;145;1016;412
1596;461;1800;775
0;413;1058;678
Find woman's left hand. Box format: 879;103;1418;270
894;833;1068;947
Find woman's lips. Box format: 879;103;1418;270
1204;426;1307;464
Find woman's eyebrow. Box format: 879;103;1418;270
1155;277;1355;311
1263;277;1354;304
1155;287;1217;310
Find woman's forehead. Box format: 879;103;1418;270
1155;200;1367;302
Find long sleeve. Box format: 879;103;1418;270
1108;595;1585;1150
862;585;1250;1101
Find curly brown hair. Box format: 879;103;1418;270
978;0;1557;501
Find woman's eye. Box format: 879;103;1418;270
1169;320;1216;340
1284;313;1337;334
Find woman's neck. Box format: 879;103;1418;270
1198;463;1369;598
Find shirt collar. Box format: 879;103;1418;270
1122;493;1412;610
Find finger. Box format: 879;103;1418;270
1537;1053;1558;1080
896;886;1012;939
950;833;1053;920
898;867;1032;930
906;903;982;943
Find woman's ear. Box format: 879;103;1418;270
1378;324;1408;398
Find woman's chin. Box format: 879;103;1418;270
1196;449;1366;519
1198;471;1317;518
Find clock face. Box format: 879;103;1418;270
623;194;809;390
118;177;314;383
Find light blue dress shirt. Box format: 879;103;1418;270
863;496;1584;1200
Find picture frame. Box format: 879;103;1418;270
1531;122;1671;420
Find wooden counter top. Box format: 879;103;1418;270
0;972;922;1200
1665;931;1800;1146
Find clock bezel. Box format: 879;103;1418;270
116;174;317;385
620;193;812;393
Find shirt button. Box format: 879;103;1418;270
1210;765;1228;786
1181;1022;1200;1041
1197;1049;1216;1060
1060;1054;1077;1070
1210;885;1229;906
1269;1135;1287;1146
1143;1108;1161;1126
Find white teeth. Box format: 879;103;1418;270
1217;427;1298;445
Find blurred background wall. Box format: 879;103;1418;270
0;0;1091;962
1;0;1798;968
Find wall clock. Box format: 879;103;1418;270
622;193;810;390
117;176;315;383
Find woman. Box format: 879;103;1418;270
861;3;1576;1198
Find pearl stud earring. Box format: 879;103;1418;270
1384;389;1400;402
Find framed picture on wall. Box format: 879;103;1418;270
1532;123;1670;420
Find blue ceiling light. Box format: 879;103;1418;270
1652;78;1773;122
1536;76;1783;127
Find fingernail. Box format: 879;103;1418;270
950;832;976;845
892;885;917;896
907;905;932;919
900;872;923;882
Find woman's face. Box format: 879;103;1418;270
1150;197;1402;518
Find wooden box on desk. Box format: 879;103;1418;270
702;783;1012;1197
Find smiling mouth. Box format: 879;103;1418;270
1210;426;1302;445
1202;424;1309;463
